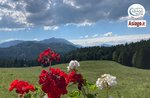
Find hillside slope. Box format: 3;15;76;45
0;60;150;98
0;41;77;60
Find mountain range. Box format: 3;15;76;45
0;37;75;48
0;40;24;48
0;38;77;60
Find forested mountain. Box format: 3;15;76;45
113;40;150;69
0;42;77;59
0;40;24;48
61;46;115;62
0;38;150;69
38;37;74;45
62;39;150;69
0;38;77;67
0;37;76;48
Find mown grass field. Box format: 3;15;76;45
0;60;150;98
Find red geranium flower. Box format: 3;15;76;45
38;48;60;66
8;80;35;96
67;71;84;90
39;68;68;98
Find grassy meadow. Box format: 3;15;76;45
0;60;150;98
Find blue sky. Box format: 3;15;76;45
0;0;150;46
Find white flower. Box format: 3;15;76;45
96;74;117;89
67;60;80;72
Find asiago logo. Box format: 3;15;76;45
127;4;146;28
128;4;145;19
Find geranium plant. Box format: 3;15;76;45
38;48;60;66
8;80;35;98
8;48;118;98
39;68;68;98
96;74;117;98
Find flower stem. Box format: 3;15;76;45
19;94;24;98
81;87;86;98
49;61;51;66
106;88;109;98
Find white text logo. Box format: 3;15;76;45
127;4;146;28
128;4;145;19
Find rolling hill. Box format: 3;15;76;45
0;37;76;48
39;37;74;45
0;38;77;60
0;40;24;48
0;60;149;98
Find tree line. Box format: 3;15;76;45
0;58;38;67
0;39;150;69
62;39;150;69
112;40;150;69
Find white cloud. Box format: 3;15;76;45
104;32;113;37
0;28;25;31
65;20;94;27
92;34;98;38
77;20;94;27
0;1;32;28
0;0;8;5
85;35;89;38
81;34;98;39
70;34;150;46
43;26;59;31
63;0;80;8
3;38;15;42
33;38;39;41
0;0;149;31
80;36;83;39
119;16;132;22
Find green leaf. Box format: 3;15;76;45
24;93;32;98
84;81;97;91
86;94;95;98
89;84;97;91
68;90;81;98
31;85;45;98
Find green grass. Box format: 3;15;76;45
0;60;150;98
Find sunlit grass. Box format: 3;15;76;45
0;60;150;98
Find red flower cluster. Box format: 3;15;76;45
9;80;35;95
38;48;60;65
8;48;86;98
67;71;84;90
39;68;68;98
